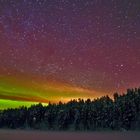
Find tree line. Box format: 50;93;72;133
0;88;140;131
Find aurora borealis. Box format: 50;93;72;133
0;0;140;109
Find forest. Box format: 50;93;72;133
0;88;140;131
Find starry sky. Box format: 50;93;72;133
0;0;140;108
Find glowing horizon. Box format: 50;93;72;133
0;99;48;110
0;70;107;108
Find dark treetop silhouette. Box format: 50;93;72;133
0;88;140;131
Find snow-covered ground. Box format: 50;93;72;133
0;130;140;140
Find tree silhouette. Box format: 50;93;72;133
0;87;140;131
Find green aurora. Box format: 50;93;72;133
0;72;103;109
0;99;48;110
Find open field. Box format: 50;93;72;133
0;130;140;140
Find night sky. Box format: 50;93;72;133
0;0;140;107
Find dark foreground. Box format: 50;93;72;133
1;88;140;131
0;130;140;140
